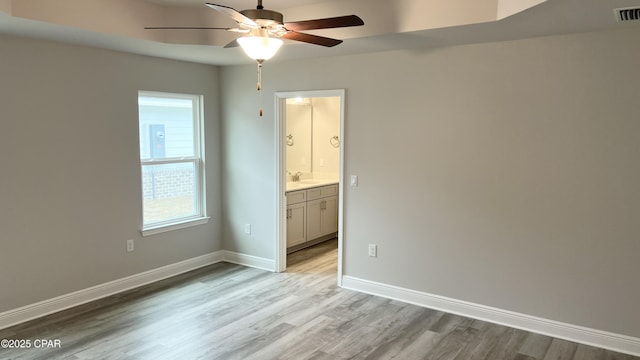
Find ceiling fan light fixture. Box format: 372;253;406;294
147;1;364;117
237;35;283;61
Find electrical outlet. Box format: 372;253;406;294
126;239;135;253
368;244;377;257
244;224;251;235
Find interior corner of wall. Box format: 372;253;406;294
496;0;547;20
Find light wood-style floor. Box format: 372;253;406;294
1;239;637;360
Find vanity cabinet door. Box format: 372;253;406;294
320;195;338;236
306;198;324;240
308;195;338;240
286;203;306;248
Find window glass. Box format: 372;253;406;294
138;92;205;230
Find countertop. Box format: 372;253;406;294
286;179;339;192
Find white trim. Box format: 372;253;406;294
274;94;287;272
274;89;346;277
0;251;224;330
138;91;207;233
140;157;199;166
141;216;210;236
336;91;345;287
221;250;277;272
0;250;277;330
342;276;640;357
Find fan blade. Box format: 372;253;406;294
205;3;258;28
281;31;343;47
224;39;240;48
145;26;232;30
284;15;364;31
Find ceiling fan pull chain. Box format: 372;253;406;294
257;61;262;92
257;60;263;117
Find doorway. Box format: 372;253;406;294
275;90;345;285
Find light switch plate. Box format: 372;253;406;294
350;175;358;187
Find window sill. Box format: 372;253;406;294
141;217;210;237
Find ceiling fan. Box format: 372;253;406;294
146;1;364;60
146;1;364;116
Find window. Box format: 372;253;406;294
138;91;207;234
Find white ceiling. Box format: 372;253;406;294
1;0;640;66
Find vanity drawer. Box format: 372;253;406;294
307;184;338;200
306;187;323;200
286;190;306;205
322;184;338;197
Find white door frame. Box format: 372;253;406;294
274;89;345;285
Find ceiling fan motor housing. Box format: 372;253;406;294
240;9;284;25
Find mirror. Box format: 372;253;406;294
285;96;341;178
285;99;312;174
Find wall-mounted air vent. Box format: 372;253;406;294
614;7;640;22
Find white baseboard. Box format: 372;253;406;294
342;276;640;357
0;250;275;330
221;250;276;272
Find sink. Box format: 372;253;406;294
286;179;323;191
286;179;338;191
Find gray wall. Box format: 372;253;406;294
220;28;640;338
0;35;222;313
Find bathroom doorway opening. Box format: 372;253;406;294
275;90;345;284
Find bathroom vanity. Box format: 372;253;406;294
285;180;338;253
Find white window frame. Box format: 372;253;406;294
138;91;208;236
